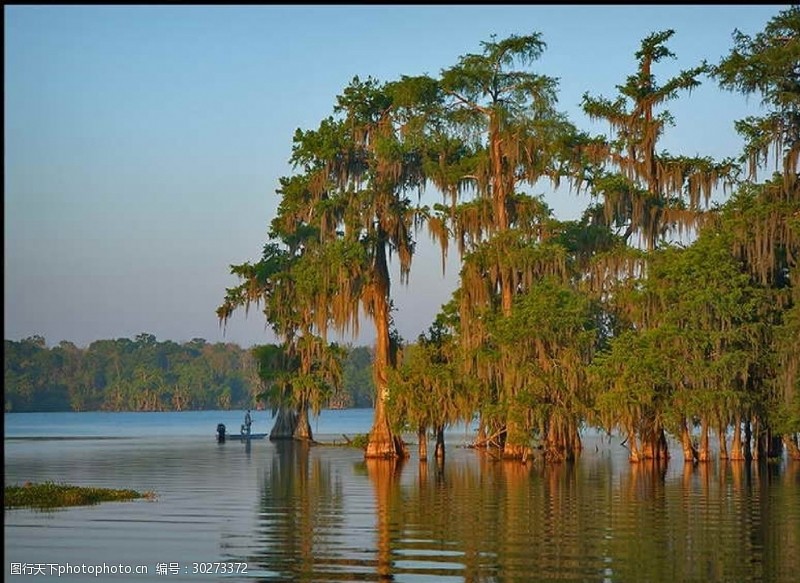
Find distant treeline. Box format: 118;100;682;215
4;334;375;412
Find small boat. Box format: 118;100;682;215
227;432;268;441
216;423;267;442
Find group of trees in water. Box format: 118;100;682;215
4;334;376;413
219;8;799;463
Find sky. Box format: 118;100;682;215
4;4;782;350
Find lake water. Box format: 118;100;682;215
4;410;800;582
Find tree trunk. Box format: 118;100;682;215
752;416;761;461
783;434;800;461
502;419;530;460
628;427;642;463
571;423;583;458
269;406;298;441
543;421;563;463
542;419;581;463
365;257;407;459
698;417;711;462
680;418;698;463
758;425;784;460
640;415;669;462
418;425;428;461
489;113;510;237
744;417;753;461
434;424;445;461
474;414;488;448
717;418;729;460
366;401;407;459
657;427;670;461
769;433;784;460
489;112;521;459
293;401;313;442
730;419;745;461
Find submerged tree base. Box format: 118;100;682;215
364;423;409;459
365;435;409;459
364;412;409;459
269;407;299;441
502;443;533;462
4;481;156;510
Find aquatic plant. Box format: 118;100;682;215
4;481;156;510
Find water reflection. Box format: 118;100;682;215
365;459;404;581
244;446;799;582
252;442;350;580
4;424;798;583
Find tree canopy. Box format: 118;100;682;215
220;9;799;462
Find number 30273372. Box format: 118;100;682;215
191;562;248;574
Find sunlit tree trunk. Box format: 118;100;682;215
640;415;669;462
418;424;428;461
543;421;564;463
730;417;745;461
628;426;642;463
541;418;582;463
783;434;800;461
366;264;407;459
293;399;313;442
698;417;711;462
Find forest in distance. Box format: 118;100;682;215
3;334;376;413
217;8;800;463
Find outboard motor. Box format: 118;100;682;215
216;423;226;443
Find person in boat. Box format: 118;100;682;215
244;409;252;435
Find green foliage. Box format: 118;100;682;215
4;335;257;412
581;29;721;251
491;277;600;453
712;5;799;182
4;336;378;413
341;346;376;408
712;6;799;110
348;433;370;450
217;9;800;459
388;315;478;435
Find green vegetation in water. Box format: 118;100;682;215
4;481;157;510
347;433;370;450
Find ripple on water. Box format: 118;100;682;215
5;415;799;583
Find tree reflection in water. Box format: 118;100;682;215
246;442;799;582
365;458;404;581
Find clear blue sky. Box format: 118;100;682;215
4;4;780;349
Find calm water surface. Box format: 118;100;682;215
4;410;800;582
